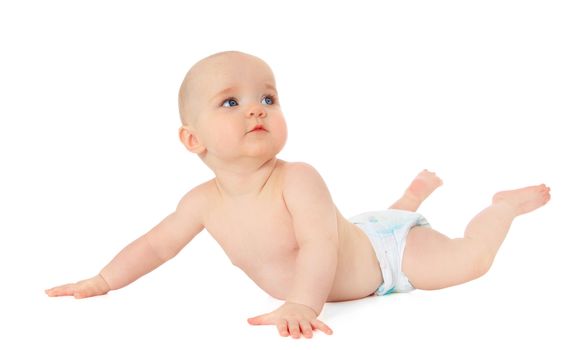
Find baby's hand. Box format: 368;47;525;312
45;274;111;299
247;301;333;339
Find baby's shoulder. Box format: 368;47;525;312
278;159;319;174
177;179;215;211
278;160;326;189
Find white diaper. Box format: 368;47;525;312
349;209;431;295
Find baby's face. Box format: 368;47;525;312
181;52;287;164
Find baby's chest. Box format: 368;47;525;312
204;202;299;268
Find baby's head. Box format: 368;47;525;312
178;51;287;170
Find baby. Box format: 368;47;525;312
46;51;551;339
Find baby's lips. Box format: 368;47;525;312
249;124;267;132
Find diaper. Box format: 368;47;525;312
349;209;430;295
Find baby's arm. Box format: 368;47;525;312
283;164;338;315
247;163;336;338
46;186;206;298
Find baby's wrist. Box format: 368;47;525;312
96;273;112;291
285;300;319;316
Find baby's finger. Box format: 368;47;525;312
45;285;64;296
299;320;313;338
311;319;333;335
277;319;289;337
287;320;301;339
46;284;76;297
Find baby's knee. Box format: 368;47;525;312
464;238;495;279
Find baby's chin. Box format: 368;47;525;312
244;143;285;162
246;133;286;152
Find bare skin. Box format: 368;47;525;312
45;168;441;299
45;163;551;338
390;169;443;211
402;184;550;290
46;51;552;340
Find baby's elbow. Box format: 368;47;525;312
144;234;176;263
155;243;184;263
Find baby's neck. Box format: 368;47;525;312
212;157;280;198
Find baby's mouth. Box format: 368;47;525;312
249;125;267;133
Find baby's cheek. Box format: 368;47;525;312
272;118;288;144
212;127;238;147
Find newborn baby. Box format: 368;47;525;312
46;51;551;339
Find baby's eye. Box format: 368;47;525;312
262;95;275;105
221;98;238;107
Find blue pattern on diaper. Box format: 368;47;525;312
367;216;404;236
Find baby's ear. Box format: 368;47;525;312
178;126;206;154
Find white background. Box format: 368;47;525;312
1;0;582;349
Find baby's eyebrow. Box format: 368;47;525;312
264;83;277;93
209;83;278;102
210;87;238;102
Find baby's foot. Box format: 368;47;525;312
492;184;551;216
404;169;443;202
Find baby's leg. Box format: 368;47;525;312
401;184;551;290
389;170;443;212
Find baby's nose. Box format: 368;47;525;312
247;106;266;118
